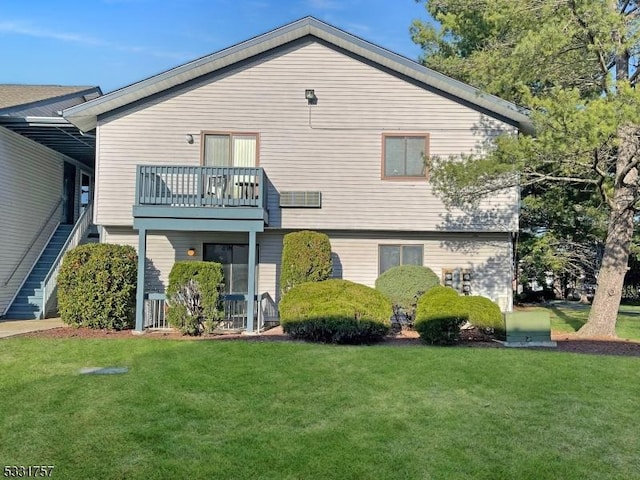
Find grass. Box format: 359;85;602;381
532;301;640;339
1;338;639;479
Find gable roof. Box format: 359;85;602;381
0;84;100;113
63;17;533;134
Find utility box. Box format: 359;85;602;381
504;311;556;347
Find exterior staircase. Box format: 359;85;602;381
5;225;73;320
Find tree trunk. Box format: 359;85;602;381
578;125;638;337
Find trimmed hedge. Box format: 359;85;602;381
58;243;137;330
280;230;332;296
415;286;468;345
375;265;440;326
464;296;505;337
279;279;392;344
166;261;224;335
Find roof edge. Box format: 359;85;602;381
64;17;532;133
0;86;102;116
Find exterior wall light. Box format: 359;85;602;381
186;134;194;144
187;248;196;257
305;89;317;104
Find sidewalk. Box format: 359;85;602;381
0;318;64;338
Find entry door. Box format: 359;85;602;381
203;244;257;294
203;134;258;200
62;162;76;224
80;171;91;212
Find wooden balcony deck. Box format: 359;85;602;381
133;165;268;225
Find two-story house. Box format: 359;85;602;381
63;17;532;333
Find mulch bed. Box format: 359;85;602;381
13;325;640;357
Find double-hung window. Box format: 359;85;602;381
379;244;424;274
382;134;429;179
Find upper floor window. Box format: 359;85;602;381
382;134;429;179
379;244;424;274
202;133;258;167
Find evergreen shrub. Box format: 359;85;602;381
57;243;137;330
375;265;440;327
415;286;468;345
166;261;224;335
280;230;332;296
463;296;505;338
279;279;392;344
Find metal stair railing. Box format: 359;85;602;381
41;201;94;319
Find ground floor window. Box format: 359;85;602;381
203;244;258;294
378;244;423;274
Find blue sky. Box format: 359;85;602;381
0;0;432;93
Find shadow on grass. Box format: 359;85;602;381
548;304;587;332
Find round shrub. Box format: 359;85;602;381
166;261;224;335
58;243;137;330
375;265;440;325
280;230;332;296
415;286;468;345
463;296;505;338
279;279;392;344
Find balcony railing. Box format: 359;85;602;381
143;292;279;332
136;165;266;208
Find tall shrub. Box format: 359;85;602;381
375;265;440;326
57;243;137;330
279;279;392;344
166;261;224;335
280;230;332;296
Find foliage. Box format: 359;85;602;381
413;0;640;337
375;265;440;327
414;286;468;344
57;243;137;330
463;296;504;338
166;261;224;335
279;230;333;296
279;279;392;344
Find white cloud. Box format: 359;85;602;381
0;20;189;60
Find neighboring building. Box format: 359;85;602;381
0;85;101;319
63;17;532;332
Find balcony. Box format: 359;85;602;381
133;165;268;225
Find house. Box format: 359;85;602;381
0;85;101;319
63;17;532;333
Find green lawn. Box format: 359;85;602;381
536;301;640;339
1;338;639;479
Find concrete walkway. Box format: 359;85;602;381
0;318;64;338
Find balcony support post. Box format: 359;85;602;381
135;227;147;332
246;229;257;333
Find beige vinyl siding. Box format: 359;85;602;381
0;126;64;314
103;228;280;297
96;40;517;231
105;227;512;311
